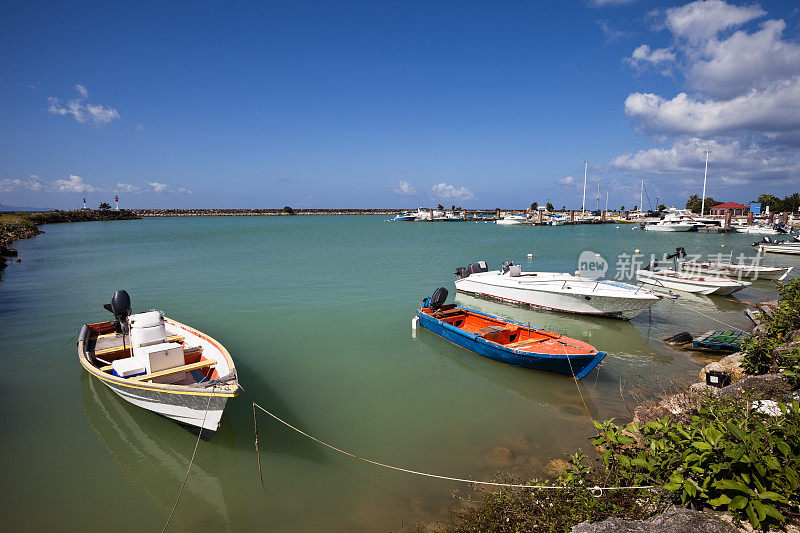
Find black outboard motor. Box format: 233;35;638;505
501;261;514;274
666;247;686;260
642;259;658;271
455;266;468;280
467;261;488;275
428;287;448;311
103;289;131;333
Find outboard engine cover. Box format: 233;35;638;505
455;266;468;280
667;247;686;260
467;261;488;275
103;290;132;333
429;287;448;311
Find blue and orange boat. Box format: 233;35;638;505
415;288;606;379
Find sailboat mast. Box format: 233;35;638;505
640;180;643;212
701;150;711;216
582;161;588;217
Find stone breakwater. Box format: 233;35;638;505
133;208;404;216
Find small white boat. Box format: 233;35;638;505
454;261;663;319
735;225;783;235
637;268;750;294
78;291;238;440
643;208;697;232
548;216;567;226
495;214;528;225
393;211;416;221
754;236;800;255
680;260;791;281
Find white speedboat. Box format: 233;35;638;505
680;260;791;281
735;225;784;235
454;261;662;319
496;214;528;225
392;211;416;221
643;208;697;232
548;216;567;226
754;236;800;255
78;291;238;440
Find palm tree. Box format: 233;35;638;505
98;202;111;210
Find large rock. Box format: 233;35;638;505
571;506;736;533
715;373;792;400
698;353;746;385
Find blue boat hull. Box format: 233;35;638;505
416;307;606;379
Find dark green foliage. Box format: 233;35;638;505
546;202;554;212
448;455;664;532
756;193;800;214
282;206;295;214
742;278;800;379
592;398;800;530
685;194;723;213
98;202;111;210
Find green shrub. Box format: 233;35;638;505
592;397;800;530
742;278;800;378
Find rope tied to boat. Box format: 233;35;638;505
249;399;655;493
161;385;216;533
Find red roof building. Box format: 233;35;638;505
710;202;749;216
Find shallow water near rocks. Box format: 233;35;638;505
0;215;794;531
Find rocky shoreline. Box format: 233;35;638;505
133;208;406;216
0;210;140;275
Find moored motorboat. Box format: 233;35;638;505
392;211;417;221
753;236;800;255
495;213;528;225
679;259;791;281
78;290;238;440
643;208;700;232
636;249;750;295
454;260;662;319
415;288;606;379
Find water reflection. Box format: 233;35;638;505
81;374;232;529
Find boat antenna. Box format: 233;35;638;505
582;161;589;217
701;150;711;216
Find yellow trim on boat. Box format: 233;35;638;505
131;359;216;382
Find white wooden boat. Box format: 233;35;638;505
735;225;783;235
636;267;750;295
78;291;238;440
454;261;662;319
680;260;791;281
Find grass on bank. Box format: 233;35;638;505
445;279;800;532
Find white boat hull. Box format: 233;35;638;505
455;272;660;319
679;261;789;281
644;224;693;232
759;244;800;255
636;270;750;295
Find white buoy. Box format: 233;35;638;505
527;253;533;258
634;249;640;254
411;316;419;330
616;225;620;229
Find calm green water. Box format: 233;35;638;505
1;216;796;531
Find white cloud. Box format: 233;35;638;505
624;76;800;139
148;181;170;193
47;85;120;126
431;182;474;201
597;20;631;43
626;44;676;68
687;19;800;99
393;179;416;195
51;174;100;193
611;137;800;185
663;0;765;44
558;176;575;185
592;0;638;6
147;181;192;194
115;182;142;193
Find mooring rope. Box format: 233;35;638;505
559;343;597;427
669;299;743;330
250;400;654;493
161;386;216;533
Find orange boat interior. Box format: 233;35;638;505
420;305;595;355
84;321;221;384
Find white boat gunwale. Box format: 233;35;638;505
78;317;239;398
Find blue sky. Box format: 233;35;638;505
1;0;798;210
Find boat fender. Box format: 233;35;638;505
411;316;419;330
429;287;449;311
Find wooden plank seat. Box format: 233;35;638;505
99;345;203;372
506;337;549;348
131;359;216;382
89;334;186;357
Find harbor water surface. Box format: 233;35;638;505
1;215;795;531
